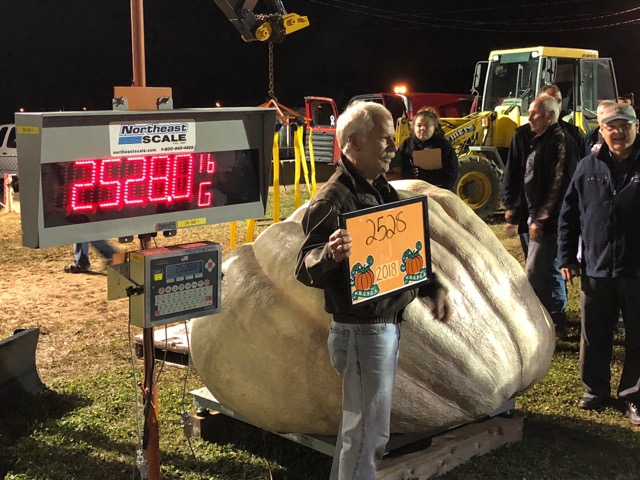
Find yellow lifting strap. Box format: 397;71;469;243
307;128;317;198
230;132;280;248
272;131;281;224
229;221;238;251
245;218;256;243
293;125;312;208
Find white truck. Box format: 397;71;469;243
0;124;18;205
0;124;17;169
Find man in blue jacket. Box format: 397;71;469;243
558;102;640;425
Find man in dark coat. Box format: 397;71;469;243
558;102;640;425
503;84;586;259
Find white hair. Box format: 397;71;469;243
536;94;560;121
336;102;393;153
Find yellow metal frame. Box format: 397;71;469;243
488;46;599;60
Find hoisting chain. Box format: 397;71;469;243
268;42;276;100
256;13;286;101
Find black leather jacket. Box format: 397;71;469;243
295;156;418;323
522;123;578;234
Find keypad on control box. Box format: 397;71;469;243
154;285;214;317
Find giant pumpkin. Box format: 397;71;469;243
190;180;555;435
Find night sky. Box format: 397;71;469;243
1;0;639;124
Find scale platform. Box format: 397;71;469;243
190;386;516;458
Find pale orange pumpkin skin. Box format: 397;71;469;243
189;180;556;436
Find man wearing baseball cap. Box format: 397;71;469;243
558;102;640;425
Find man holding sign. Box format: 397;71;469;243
295;102;451;480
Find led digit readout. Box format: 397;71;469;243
41;149;260;227
124;157;147;207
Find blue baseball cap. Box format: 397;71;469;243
600;103;637;124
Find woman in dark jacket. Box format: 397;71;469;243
398;108;458;191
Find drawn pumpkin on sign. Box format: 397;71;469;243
401;241;424;275
350;255;376;291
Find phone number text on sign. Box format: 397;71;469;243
340;196;433;306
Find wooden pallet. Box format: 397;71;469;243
376;415;523;479
190;386;522;478
133;323;191;366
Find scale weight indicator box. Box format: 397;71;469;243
126;241;222;328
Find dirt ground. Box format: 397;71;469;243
0;209;251;385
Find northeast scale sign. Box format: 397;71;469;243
15;108;276;248
340;196;433;305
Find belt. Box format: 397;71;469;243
332;310;401;324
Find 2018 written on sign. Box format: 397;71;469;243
340;196;433;306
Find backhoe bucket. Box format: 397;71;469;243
0;328;45;398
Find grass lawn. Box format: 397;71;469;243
1;190;639;479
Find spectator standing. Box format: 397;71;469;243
514;95;579;337
558;102;640;425
503;85;586;258
295;102;451;479
398;107;458;191
64;241;116;273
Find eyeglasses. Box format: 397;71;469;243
601;121;637;133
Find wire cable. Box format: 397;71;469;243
180;320;207;480
127;319;146;479
308;0;640;32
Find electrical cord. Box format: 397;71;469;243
261;430;275;480
127;320;147;479
153;324;170;387
181;320;207;480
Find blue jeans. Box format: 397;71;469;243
328;321;400;480
519;232;530;260
525;234;567;318
73;241;116;267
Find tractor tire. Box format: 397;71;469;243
455;155;502;219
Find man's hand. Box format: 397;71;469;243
420;286;452;322
328;229;352;262
528;222;543;243
561;264;581;286
432;287;452;322
504;223;518;238
504;210;517;238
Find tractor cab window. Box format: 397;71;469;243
482;53;539;113
580;58;618;117
551;59;577;116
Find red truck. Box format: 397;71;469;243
301;92;475;163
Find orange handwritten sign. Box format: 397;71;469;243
340;196;432;305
